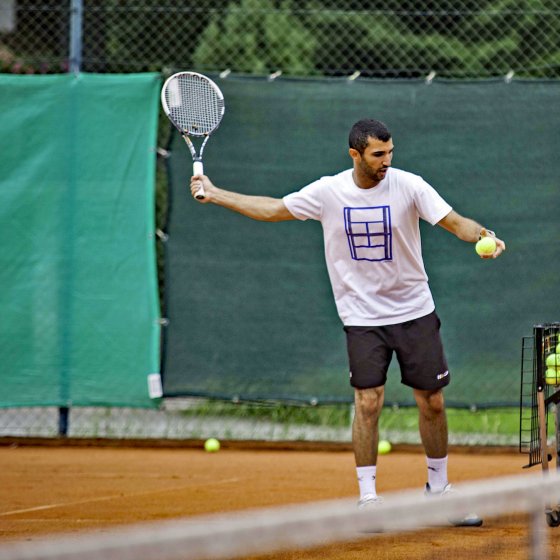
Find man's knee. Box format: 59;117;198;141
354;387;384;418
415;388;445;416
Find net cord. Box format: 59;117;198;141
0;471;559;560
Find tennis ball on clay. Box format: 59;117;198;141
378;440;392;455
546;354;560;368
546;369;560;385
204;438;220;452
475;237;496;256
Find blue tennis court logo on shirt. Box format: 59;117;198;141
344;206;392;261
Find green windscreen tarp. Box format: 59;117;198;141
0;73;161;408
164;77;560;407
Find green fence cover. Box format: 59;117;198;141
0;73;161;408
163;76;560;407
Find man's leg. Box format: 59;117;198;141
354;386;385;465
414;388;447;457
415;388;483;526
353;386;384;504
414;388;449;491
344;325;390;505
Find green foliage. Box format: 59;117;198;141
4;0;560;77
181;400;353;427
180;400;522;440
100;0;216;72
192;0;317;75
303;8;473;77
189;0;560;78
380;407;521;438
190;0;560;78
464;0;560;76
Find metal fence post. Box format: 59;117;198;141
58;406;69;437
59;0;83;434
69;0;83;73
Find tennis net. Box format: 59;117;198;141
1;471;559;560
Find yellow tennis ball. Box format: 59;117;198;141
546;368;560;385
546;354;560;368
378;440;392;455
204;438;220;452
475;237;496;256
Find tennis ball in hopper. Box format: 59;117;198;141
546;354;560;368
546;368;560;385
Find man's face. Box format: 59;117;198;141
350;136;394;183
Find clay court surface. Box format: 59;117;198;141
1;443;559;559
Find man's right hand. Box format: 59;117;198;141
190;174;215;202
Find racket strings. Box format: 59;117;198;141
164;74;224;135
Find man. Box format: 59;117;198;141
189;119;505;526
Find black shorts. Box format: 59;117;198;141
343;311;450;391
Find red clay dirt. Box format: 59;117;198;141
0;443;558;559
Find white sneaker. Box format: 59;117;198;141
358;493;384;509
425;483;483;527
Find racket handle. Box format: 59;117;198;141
192;161;205;200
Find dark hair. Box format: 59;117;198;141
349;119;391;153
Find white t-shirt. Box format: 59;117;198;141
283;167;452;326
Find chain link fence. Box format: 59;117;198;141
0;403;525;446
1;0;560;78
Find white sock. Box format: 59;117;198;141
426;456;448;492
356;466;377;498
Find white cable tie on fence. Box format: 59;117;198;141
425;70;436;84
268;70;282;81
219;69;231;79
155;229;168;241
347;71;361;81
505;70;514;83
156;147;170;158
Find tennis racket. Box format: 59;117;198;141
161;71;225;199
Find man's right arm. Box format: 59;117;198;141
190;174;295;222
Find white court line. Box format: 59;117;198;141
0;477;242;517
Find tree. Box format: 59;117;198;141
303;0;560;78
304;6;473;78
101;0;220;72
192;0;317;75
464;0;560;77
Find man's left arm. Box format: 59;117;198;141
437;210;506;259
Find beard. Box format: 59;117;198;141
360;160;388;182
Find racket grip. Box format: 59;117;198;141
192;161;205;200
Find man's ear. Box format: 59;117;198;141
349;148;361;163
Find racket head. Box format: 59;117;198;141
161;71;225;137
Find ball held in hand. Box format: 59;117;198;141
475;236;497;256
204;438;220;452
